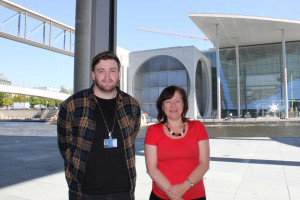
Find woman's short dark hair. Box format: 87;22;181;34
91;51;121;71
156;85;189;123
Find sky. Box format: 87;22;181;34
1;0;300;90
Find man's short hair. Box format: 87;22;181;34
91;51;121;71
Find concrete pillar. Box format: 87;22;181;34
74;0;92;93
74;0;117;93
216;24;221;119
235;38;241;118
90;0;117;57
282;29;289;119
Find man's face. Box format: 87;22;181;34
92;59;120;93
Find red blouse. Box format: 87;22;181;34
144;120;209;199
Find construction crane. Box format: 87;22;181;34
137;27;208;41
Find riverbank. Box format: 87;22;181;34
1;116;300;138
0;118;47;122
0;109;58;120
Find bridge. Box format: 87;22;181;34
0;84;70;101
0;0;75;56
0;0;73;101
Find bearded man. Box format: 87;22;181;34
57;51;141;200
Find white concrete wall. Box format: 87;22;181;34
128;46;212;120
116;46;130;92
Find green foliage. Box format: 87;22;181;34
60;86;73;95
1;93;63;108
48;99;56;106
0;93;9;107
12;95;28;102
29;96;42;108
2;97;13;107
60;86;70;94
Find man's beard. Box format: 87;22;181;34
94;77;117;93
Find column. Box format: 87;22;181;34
235;38;241;118
74;0;117;93
74;0;92;93
282;29;289;119
216;24;221;119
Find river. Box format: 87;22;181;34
1;121;300;138
0;122;57;137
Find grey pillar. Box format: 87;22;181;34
90;0;117;62
235;38;241;118
216;24;221;119
282;29;289;119
74;0;92;93
74;0;117;93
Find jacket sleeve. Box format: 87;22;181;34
57;101;72;161
133;101;141;139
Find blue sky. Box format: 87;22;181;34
1;0;300;90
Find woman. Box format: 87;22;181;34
144;86;210;200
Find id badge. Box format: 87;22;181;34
104;138;118;148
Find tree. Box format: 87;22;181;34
29;96;41;108
12;95;28;103
60;86;70;94
60;86;73;95
0;93;8;107
48;99;56;107
2;97;13;107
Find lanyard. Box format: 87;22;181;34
94;96;118;139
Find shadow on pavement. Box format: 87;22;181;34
0;136;146;189
0;136;64;188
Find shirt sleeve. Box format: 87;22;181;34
144;125;158;146
57;100;72;161
196;121;209;141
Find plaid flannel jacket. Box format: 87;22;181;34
57;85;141;200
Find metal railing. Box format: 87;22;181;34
0;0;75;56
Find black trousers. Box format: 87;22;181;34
149;191;206;200
69;190;131;200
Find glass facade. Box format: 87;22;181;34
133;55;190;118
204;42;300;118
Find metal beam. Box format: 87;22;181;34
0;31;74;56
0;0;75;56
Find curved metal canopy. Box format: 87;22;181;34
189;13;300;48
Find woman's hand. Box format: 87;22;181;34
166;181;190;200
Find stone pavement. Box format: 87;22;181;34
1;134;300;199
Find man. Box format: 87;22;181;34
57;51;141;200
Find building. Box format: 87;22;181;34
128;14;300;119
117;46;130;93
128;46;212;119
0;73;11;85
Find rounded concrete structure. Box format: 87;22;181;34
128;46;212;119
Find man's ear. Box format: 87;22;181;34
92;71;95;81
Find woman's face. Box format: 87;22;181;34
162;91;184;121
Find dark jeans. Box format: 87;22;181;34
69;190;131;200
149;191;206;200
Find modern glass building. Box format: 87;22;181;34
128;14;300;119
204;42;300;118
190;14;300;119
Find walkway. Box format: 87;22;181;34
0;129;300;199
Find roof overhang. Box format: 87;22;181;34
189;13;300;48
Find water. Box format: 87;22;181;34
205;122;300;137
0;122;57;137
1;121;300;138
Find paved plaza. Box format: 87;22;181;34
0;125;300;200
